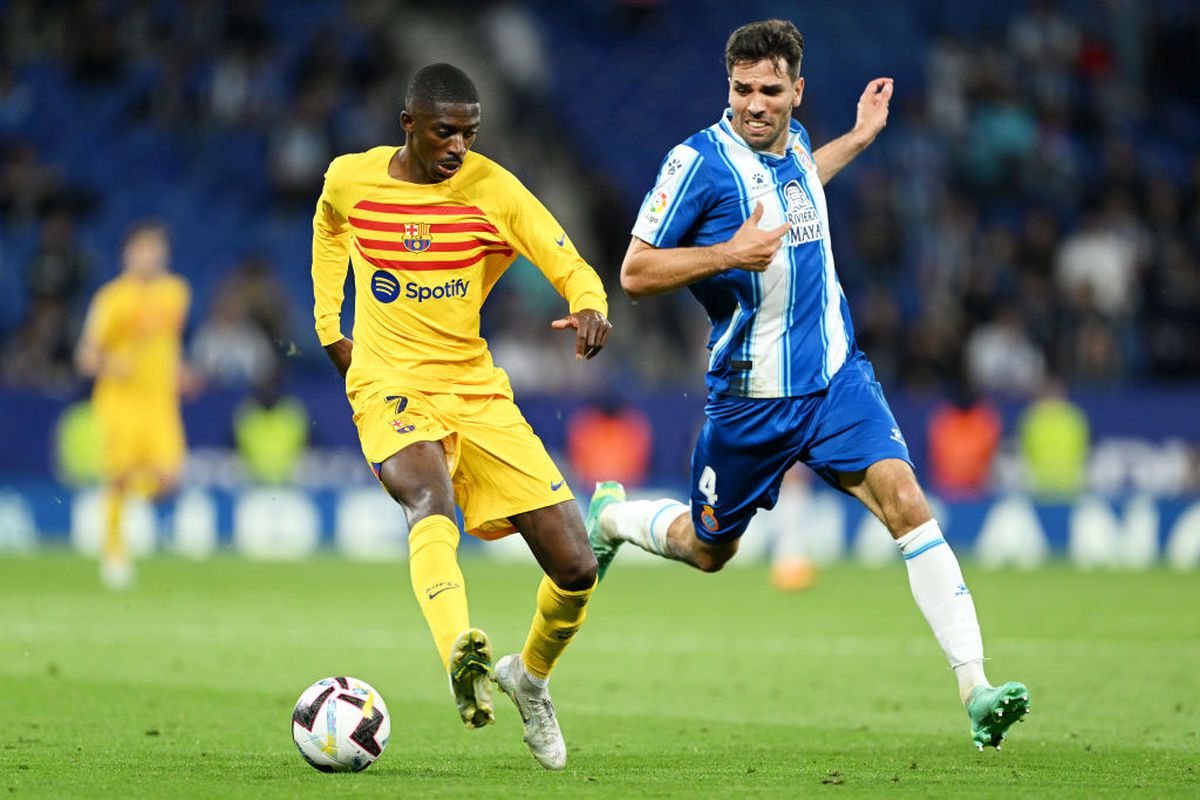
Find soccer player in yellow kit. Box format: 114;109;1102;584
76;222;190;589
311;63;611;770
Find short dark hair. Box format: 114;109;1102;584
123;219;167;248
725;19;805;81
405;63;480;111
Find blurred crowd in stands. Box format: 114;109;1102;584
845;0;1200;399
0;0;1197;417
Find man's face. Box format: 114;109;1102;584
400;102;481;182
123;231;169;279
727;58;803;154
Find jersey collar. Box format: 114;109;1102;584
718;109;800;161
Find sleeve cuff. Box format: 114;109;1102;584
568;291;608;317
316;323;343;347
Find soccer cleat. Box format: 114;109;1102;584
586;481;626;581
967;681;1030;750
448;628;495;729
492;653;567;770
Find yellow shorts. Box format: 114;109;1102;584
351;385;573;539
94;396;186;483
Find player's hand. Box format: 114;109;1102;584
324;337;353;378
718;202;790;272
551;308;612;360
178;362;204;401
852;77;893;146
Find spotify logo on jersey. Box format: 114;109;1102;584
371;270;401;303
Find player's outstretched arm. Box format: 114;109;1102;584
75;318;103;377
551;310;612;360
621;203;789;297
311;159;352;367
812;77;893;186
323;337;353;378
74;296;131;379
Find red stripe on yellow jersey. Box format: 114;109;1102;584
353;240;514;271
353;200;486;215
347;217;501;234
354;236;504;253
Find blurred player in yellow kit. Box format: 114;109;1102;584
76;221;190;589
311;63;611;770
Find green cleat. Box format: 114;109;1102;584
586;481;626;581
967;681;1030;750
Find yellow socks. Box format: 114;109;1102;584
521;574;595;680
407;515;470;671
103;489;126;562
408;514;593;682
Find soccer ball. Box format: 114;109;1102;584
291;676;391;772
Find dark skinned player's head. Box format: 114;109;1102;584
401;63;481;182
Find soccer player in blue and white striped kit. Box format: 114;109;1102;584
586;19;1029;750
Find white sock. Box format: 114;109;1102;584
519;656;548;690
770;475;809;561
600;499;688;558
953;660;988;702
895;519;989;701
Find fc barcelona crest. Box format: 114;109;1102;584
402;223;432;253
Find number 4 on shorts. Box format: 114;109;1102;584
698;466;718;505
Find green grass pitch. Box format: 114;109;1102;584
2;553;1197;797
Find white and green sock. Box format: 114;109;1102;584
600;499;688;558
895;519;988;702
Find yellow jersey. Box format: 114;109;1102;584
311;146;607;398
84;273;189;407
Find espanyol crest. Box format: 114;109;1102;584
402;223;432;253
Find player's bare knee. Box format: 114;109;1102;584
692;554;722;573
385;481;453;523
551;551;598;591
885;481;932;536
692;544;735;573
399;488;441;518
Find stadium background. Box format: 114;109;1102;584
0;0;1198;568
4;6;1199;797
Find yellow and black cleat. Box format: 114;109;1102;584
449;628;494;729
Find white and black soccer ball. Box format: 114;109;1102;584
291;676;391;772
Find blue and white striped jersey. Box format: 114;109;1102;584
632;111;857;398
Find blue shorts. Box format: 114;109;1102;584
689;353;912;543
